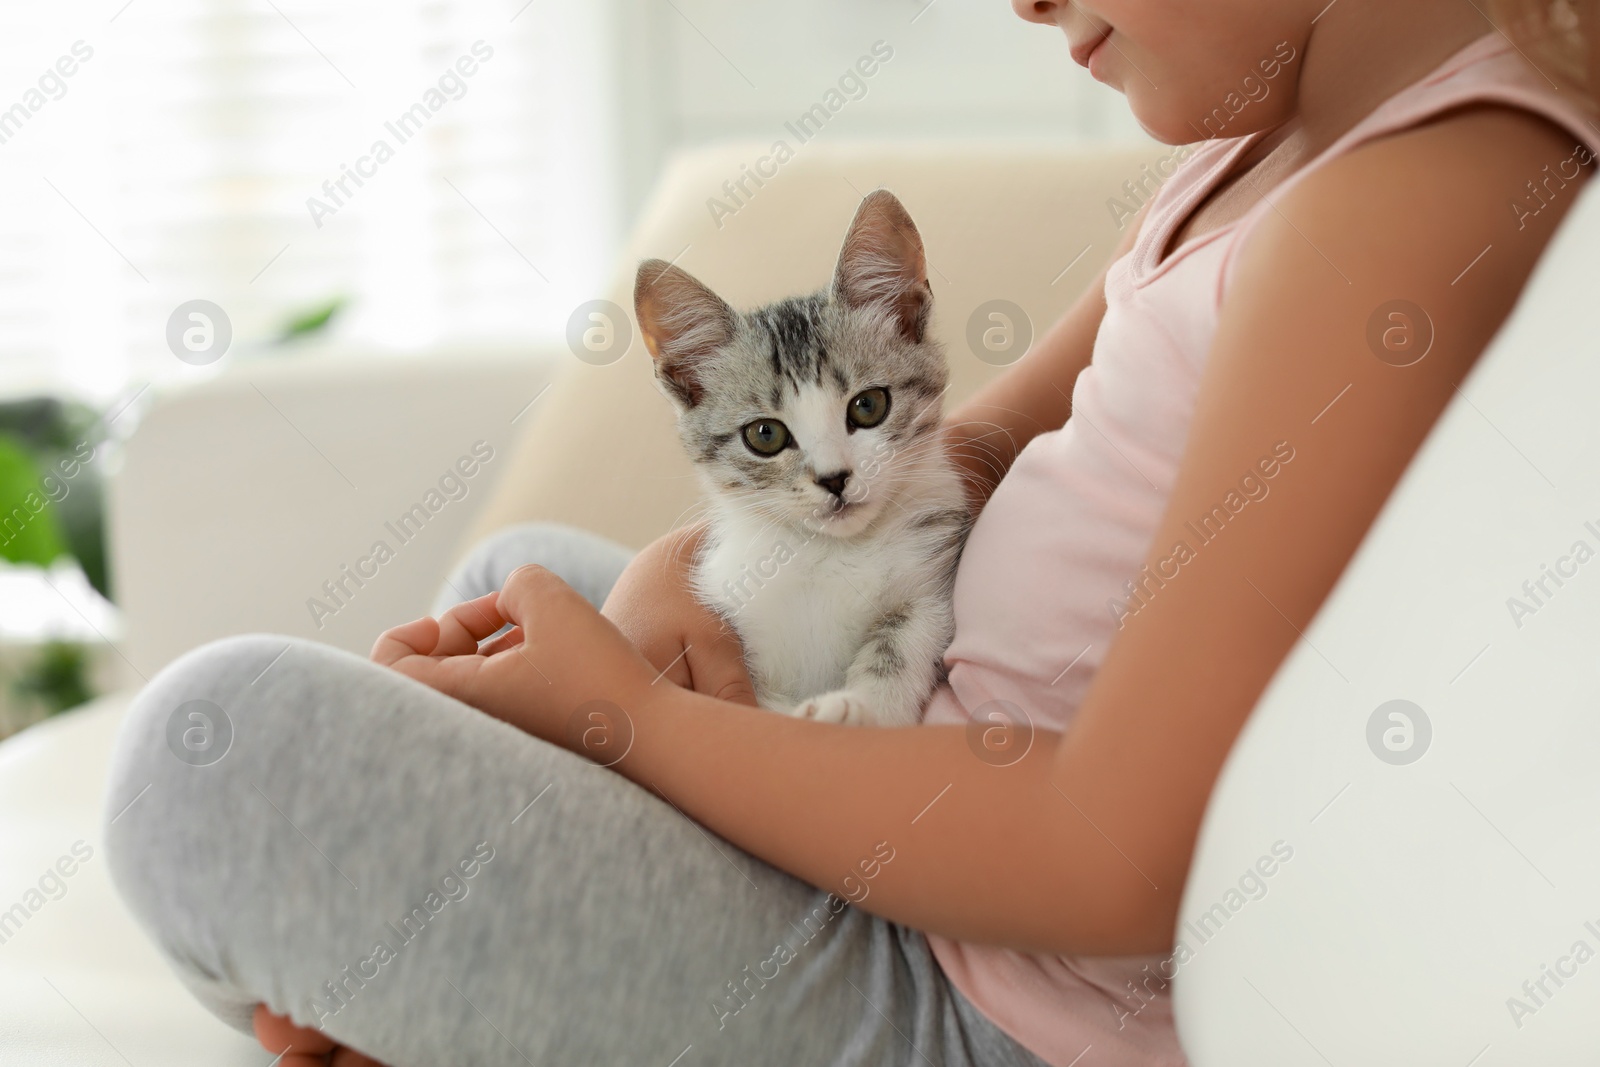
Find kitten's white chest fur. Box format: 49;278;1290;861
698;511;895;703
694;464;967;726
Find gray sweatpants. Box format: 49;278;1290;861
104;523;1051;1067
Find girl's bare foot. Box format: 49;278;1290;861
254;1004;389;1067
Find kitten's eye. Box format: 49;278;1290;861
847;387;890;429
742;418;791;456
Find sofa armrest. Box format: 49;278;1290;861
109;348;558;677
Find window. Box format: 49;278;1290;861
0;0;621;404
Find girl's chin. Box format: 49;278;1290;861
1131;108;1213;148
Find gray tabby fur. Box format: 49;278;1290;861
634;190;970;726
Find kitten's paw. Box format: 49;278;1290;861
794;689;871;726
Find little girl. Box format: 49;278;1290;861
107;2;1599;1065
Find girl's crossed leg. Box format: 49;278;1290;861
104;523;1047;1067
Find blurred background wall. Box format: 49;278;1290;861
614;0;1142;213
0;0;1140;403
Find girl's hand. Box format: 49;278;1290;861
372;565;662;746
253;1004;386;1066
600;525;758;706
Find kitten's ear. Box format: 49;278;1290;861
634;259;735;408
831;190;932;343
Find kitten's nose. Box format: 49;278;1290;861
815;470;851;498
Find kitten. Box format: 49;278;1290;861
633;190;970;727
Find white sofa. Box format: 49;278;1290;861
2;140;1597;1066
0;352;559;1066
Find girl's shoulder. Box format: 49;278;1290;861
1323;99;1591;209
1066;95;1599;913
1218;30;1598;304
1244;102;1591;318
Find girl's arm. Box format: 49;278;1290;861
383;108;1587;957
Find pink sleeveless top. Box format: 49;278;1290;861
921;35;1600;1067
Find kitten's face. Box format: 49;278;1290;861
674;296;945;538
635;191;946;539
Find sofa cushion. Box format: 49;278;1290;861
0;695;257;1065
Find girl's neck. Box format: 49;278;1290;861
1162;5;1497;262
1292;1;1494;155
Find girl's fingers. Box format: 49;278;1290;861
497;564;588;629
371;617;440;666
331;1048;389;1066
478;624;526;657
687;629;759;707
435;591;511;654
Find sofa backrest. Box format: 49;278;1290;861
461;139;1164;550
108;142;1160;674
111;351;552;673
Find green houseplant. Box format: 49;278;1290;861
0;397;110;724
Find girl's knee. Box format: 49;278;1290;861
106;633;302;792
440;521;634;611
102;635;314;938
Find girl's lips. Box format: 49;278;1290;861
1071;30;1111;69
